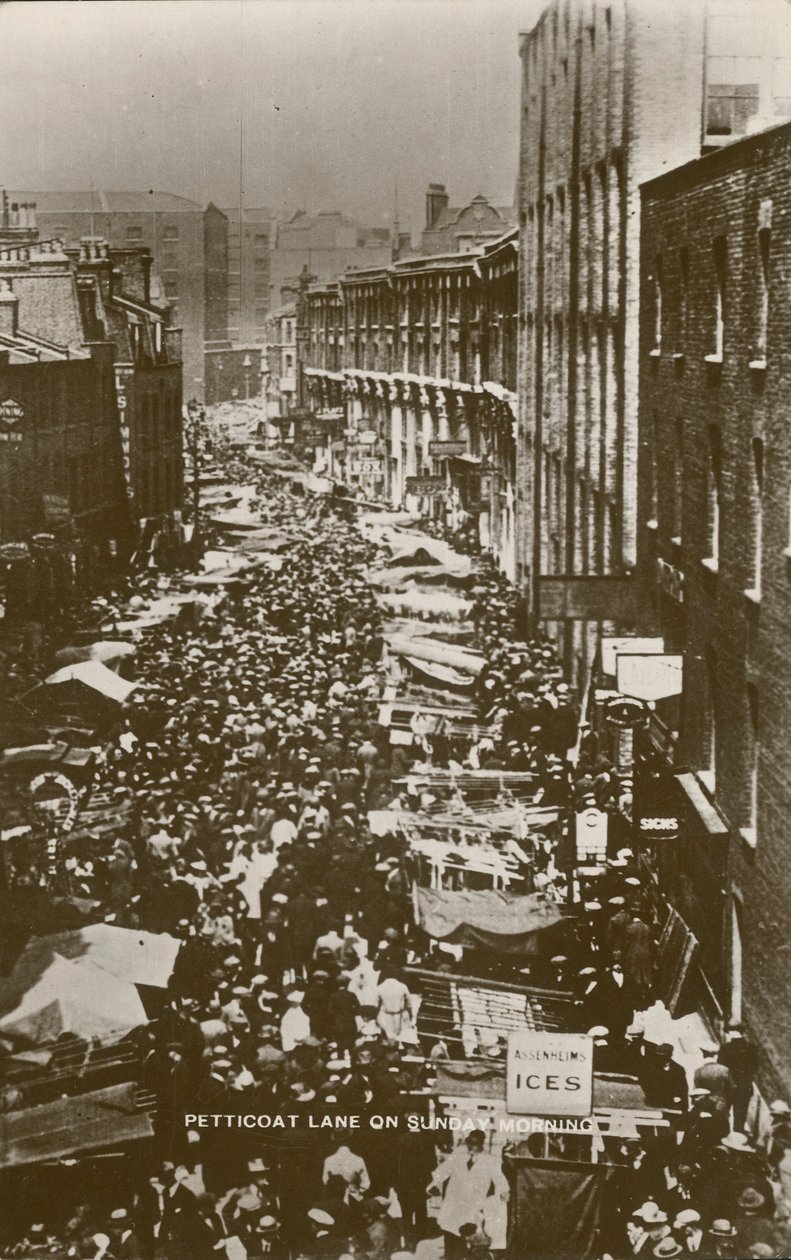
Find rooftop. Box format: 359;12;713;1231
10;190;205;215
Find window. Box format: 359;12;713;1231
705;427;722;568
754;227;770;363
126;225;143;242
162;224;179;242
678;246;689;352
651;254;663;353
709;237;727;361
749;438;764;597
745;683;759;840
701;649;718;789
705;56;761;138
672;417;683;541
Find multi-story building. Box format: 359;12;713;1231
0;216;184;586
516;0;791;678
0;239;129;587
636;120;791;1099
221;206;274;345
65;238;184;562
10;190;228;401
263;301;297;430
269;209;404;305
301;217;519;576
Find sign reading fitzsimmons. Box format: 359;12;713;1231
507;1031;594;1117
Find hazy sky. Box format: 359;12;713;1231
0;0;544;234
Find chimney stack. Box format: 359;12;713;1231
425;183;449;229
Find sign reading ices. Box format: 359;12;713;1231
507;1032;594;1117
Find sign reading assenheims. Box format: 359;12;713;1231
506;1032;594;1117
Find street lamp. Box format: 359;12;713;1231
185;399;204;563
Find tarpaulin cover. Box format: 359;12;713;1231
435;1061;507;1100
415;887;567;954
0;954;147;1047
43;661;137;704
1;925;180;1007
0;1083;153;1169
503;1155;629;1260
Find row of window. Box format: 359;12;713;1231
650;224;771;364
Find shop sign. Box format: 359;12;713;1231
29;771;80;834
616;653;683;702
351;458;383;476
405;475;446;498
507;1031;594;1117
0;399;24;426
357;429;377;445
575;807;608;861
316;407;345;422
639;815;680;840
601;636;664;678
428;439;468;458
605;695;647;728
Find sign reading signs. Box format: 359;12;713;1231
405;475;446;498
639;815;680;840
428;439;468;459
507;1031;594;1117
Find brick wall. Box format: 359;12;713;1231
517;0;706;675
638;120;791;1096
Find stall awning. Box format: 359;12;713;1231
415;886;567;954
675;772;729;836
0;1084;152;1168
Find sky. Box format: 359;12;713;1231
0;0;545;235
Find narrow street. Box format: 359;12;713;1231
0;413;775;1258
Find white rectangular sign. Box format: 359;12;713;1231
507;1031;594;1117
351;458;383;475
601;636;664;677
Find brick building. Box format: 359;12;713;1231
11;191;228;401
636;120;791;1098
221;206;274;345
301;228;519;577
0;240;129;590
516;0;791;678
65;238;184;561
269;209;404;306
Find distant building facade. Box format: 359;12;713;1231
10;190;228;401
300;221;519;576
269;210;403;305
221;207;274;345
636;120;791;1098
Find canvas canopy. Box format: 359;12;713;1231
0;954;147;1047
414;886;567;954
40;661;137;705
53;641;137;669
385;632;486;677
1;925;180;1008
0;1083;153;1169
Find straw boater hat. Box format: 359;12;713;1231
708;1220;737;1239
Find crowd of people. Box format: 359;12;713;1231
1;431;791;1259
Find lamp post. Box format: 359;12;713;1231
185;399;203;562
242;353;252;400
